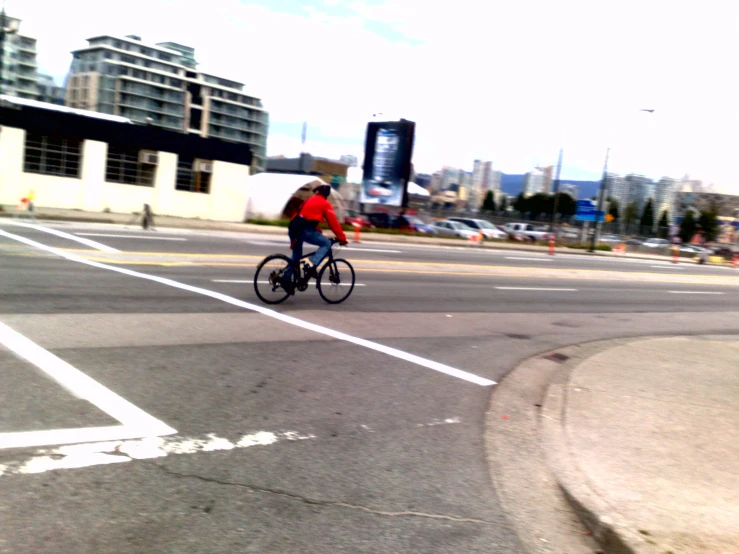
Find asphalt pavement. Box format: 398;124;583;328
2;219;738;554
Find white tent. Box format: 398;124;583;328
407;182;431;197
244;173;345;221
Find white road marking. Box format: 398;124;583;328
348;247;402;254
0;321;175;450
667;291;725;295
505;256;553;262
215;279;366;287
9;222;119;253
417;417;461;427
0;431;313;476
650;265;683;269
76;233;187;241
0;229;495;387
495;287;578;291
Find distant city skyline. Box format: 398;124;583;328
8;0;739;194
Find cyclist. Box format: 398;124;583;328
281;184;348;294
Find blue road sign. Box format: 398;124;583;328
575;200;604;222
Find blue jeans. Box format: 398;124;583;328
284;227;332;279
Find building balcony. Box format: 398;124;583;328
119;98;184;118
17;58;37;68
118;86;183;105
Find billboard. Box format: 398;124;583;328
360;119;415;207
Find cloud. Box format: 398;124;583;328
9;0;739;192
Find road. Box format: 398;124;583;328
2;219;738;554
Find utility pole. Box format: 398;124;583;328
589;148;610;252
0;7;6;97
549;148;563;232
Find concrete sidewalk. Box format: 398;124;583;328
542;336;739;554
0;205;702;264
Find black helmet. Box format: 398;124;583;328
315;184;331;198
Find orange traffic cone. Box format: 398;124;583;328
353;222;361;243
548;234;555;255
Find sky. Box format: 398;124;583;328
9;0;739;192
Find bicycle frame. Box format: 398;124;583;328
289;240;339;285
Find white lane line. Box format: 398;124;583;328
76;233;187;242
505;256;553;262
0;229;494;387
0;430;313;476
667;291;725;295
9;222;119;253
214;279;366;287
0;321;175;450
348;247;402;254
650;265;684;269
495;287;578;291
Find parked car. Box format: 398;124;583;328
447;217;507;239
599;234;623;244
624;238;644;246
642;238;670;248
344;209;372;228
432;220;480;239
711;246;737;261
503;222;551;242
398;215;435;234
364;212;396;229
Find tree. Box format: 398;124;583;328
699;209;719;242
658;210;670;238
513;192;527;215
679;210;696;243
608;198;620;221
527;193;550;220
640;198;655;231
555;193;576;218
625;201;639;223
481;190;496;213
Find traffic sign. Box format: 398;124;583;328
575;200;605;222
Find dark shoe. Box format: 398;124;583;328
304;265;318;280
279;276;295;295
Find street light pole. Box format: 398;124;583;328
589;147;610;252
549;148;563;233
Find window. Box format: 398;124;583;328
158;52;172;62
176;156;211;194
105;145;156;186
23;133;82;178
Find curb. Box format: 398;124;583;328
539;339;660;554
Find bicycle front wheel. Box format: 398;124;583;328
254;254;292;304
317;258;355;304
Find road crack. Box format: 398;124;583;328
152;462;506;527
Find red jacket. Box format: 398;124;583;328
298;194;347;243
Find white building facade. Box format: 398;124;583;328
0;98;252;222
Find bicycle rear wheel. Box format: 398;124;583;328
254;254;292;304
317;258;355;304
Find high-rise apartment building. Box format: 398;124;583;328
430;171;442;193
536;165;554;193
559;183;578;200
440;167;462;190
523;168;546;196
654;177;677;221
489;170;502;194
0;14;40;100
65;34;268;172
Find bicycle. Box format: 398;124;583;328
254;238;355;305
